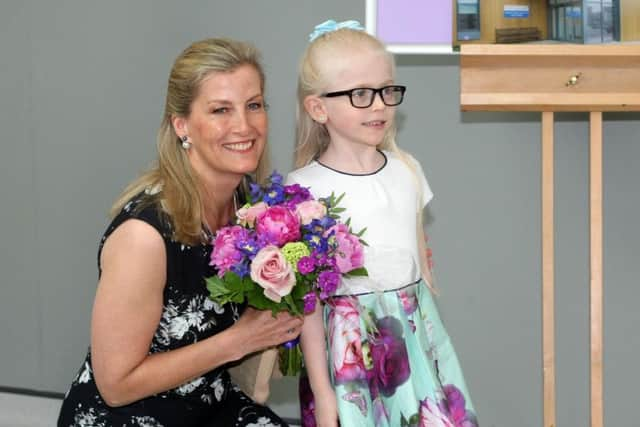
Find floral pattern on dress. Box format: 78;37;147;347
152;289;223;348
58;194;287;426
301;283;478;427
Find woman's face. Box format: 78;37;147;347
178;64;267;182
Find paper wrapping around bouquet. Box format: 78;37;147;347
228;347;282;404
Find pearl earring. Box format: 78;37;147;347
180;135;191;149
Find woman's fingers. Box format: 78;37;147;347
237;308;304;352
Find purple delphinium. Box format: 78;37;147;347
304;233;328;252
263;184;285;206
236;235;260;259
249;182;262;202
231;260;250;278
269;171;284;185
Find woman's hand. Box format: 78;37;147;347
228;307;304;359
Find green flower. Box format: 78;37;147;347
281;242;311;272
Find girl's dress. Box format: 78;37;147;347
57;193;288;427
288;150;478;427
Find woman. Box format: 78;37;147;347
57;38;302;427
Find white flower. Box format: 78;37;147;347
78;362;92;384
132;415;164;427
211;378;224;401
246;417;279;427
169;316;190;340
175;376;205;396
74;408;106;427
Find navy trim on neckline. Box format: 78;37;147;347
315;150;388;176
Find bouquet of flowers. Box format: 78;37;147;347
206;172;367;375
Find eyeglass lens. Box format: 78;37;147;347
351;86;404;108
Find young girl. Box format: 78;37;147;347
287;20;479;427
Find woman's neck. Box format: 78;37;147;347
197;170;242;232
318;143;384;174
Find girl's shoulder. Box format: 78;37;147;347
286;161;325;184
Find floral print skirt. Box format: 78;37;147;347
300;280;478;427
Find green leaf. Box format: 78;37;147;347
206;276;229;296
206;276;246;305
345;267;368;277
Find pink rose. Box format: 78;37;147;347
255;205;301;246
236;201;268;227
295;200;327;225
250;245;296;303
326;224;364;273
327;298;366;383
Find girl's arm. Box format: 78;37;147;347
417;212;435;287
91;219;303;407
300;306;338;427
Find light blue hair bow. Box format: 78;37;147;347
308;19;365;42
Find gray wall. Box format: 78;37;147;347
1;1;638;425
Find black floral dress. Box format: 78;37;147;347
58;194;287;427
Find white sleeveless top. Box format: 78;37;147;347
286;150;433;296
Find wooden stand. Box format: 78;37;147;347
460;44;640;427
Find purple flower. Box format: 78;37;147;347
269;171;284;185
231;260;250;278
317;270;340;298
236;235;260;258
263;184;285;205
304;233;328;252
249;182;263;202
312;249;336;269
284;183;312;200
369;316;411;396
297;256;316;275
439;385;479;427
303;292;317;314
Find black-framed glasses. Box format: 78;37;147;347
321;85;406;108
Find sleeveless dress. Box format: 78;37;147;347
57;193;287;427
288;151;479;427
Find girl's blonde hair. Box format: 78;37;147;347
111;38;270;245
294;27;435;289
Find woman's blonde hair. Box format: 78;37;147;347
294;27;435;289
111;38;270;245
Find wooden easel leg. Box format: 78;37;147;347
590;112;603;427
542;112;556;427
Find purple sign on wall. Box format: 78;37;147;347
374;0;453;46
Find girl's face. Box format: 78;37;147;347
174;64;267;182
315;47;396;151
